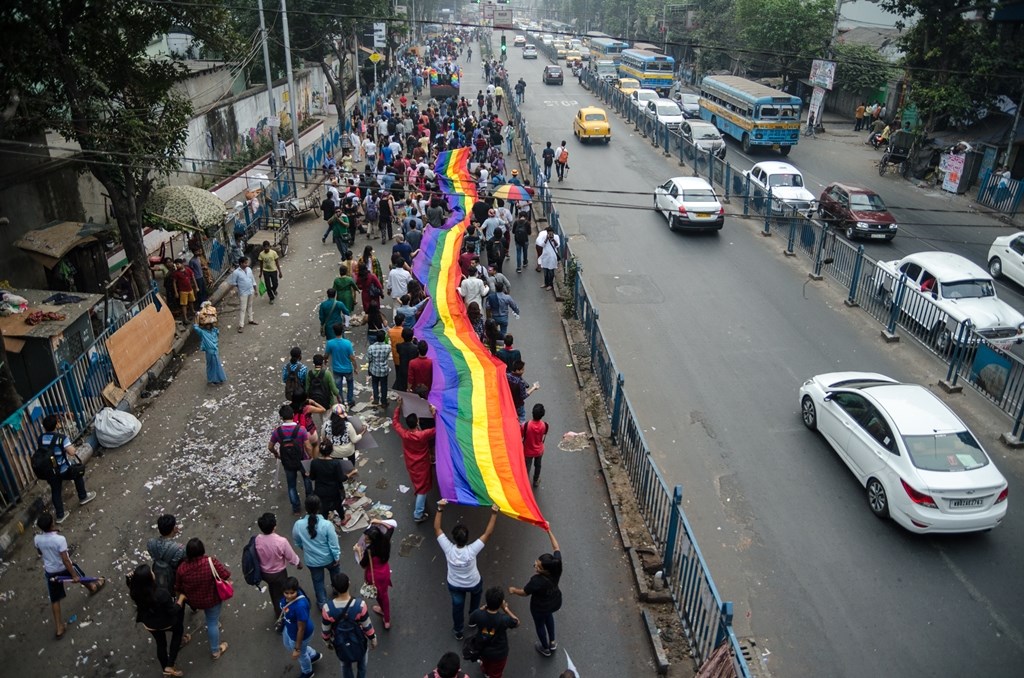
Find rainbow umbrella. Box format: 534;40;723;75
491;184;532;202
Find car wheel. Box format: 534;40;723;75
989;257;1003;278
800;396;817;430
932;322;953;354
867;478;889;518
779;145;792;156
845;226;855;240
668;214;677;232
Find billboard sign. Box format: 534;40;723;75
809;59;836;90
373;22;387;49
493;8;513;29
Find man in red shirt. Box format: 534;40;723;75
522;403;549;488
406;340;433;398
170;258;198;323
393;398;437;523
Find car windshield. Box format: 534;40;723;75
694;127;720;140
768;173;804;188
681;94;699;106
940;279;996;299
902;431;989;472
849;192;887;211
584;113;606;121
655;103;678;115
681;189;717;202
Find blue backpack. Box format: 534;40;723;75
327;598;367;662
241;535;262;587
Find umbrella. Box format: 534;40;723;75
146;185;229;231
453;37;462;43
491;184;532;202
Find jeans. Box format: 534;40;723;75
48;471;88;520
448;581;483;634
515;243;528;270
492;315;508;337
334;371;355;406
543;163;552;181
532;610;556;650
507;137;513;154
340;651;368;678
370;374;388;404
516;404;526;425
284;467;313;513
263;271;279;301
308;561;341;611
203;603;222;654
543;267;555;288
414;493;427;520
282;628;318;674
555;162;565;180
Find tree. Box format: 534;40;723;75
880;0;1024;132
692;0;741;75
832;42;896;94
733;0;833;85
0;1;240;298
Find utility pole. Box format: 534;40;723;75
256;0;282;170
281;0;301;192
353;24;362;99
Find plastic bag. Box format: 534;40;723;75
94;407;142;448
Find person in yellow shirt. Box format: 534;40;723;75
854;102;866;131
494;84;504;110
257;241;283;305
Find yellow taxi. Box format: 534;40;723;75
556;47;568;61
573;106;612;144
565;50;583;65
617;78;641;95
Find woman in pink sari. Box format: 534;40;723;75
354;518;396;630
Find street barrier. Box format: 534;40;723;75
977;167;1022;216
506;65;752;678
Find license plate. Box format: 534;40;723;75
949;498;984;508
870;234;888;239
696;213;710;218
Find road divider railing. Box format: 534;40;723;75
502;70;753;678
581;66;1024;443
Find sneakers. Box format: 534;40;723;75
55;512;69;524
414;511;430;524
80;491;97;506
549;641;558;651
311;651;323;665
453;630;465;641
535;641;553;657
468;621;477;629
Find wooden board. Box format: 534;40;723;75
106;295;176;388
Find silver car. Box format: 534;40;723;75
680;120;726;159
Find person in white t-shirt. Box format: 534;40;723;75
35;511;105;639
433;501;499;641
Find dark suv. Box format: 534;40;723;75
543;65;563;85
818;182;898;241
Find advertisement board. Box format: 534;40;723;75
494;8;513;29
809;59;836;90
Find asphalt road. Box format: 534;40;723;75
499;36;1024;678
0;58;652;677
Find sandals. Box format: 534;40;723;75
180;633;191;647
211;641;229;659
54;624;67;640
162;668;184;677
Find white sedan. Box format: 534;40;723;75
744;161;816;216
987;231;1024;286
799;372;1008;534
654;176;724;231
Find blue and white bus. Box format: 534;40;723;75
698;75;802;155
590;37;630;63
618;49;675;95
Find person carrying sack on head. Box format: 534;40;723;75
34;415;96;524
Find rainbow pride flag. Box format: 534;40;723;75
412;147;547;529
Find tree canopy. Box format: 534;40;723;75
831;42;896;94
0;0;241;296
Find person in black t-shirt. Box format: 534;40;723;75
467;587;520;678
508;530;562;657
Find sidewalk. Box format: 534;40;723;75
0;57;653;678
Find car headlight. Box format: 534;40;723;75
889;224;898;230
856;221;871;229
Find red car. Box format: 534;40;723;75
818;183;899;241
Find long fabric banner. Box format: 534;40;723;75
412;147;547;528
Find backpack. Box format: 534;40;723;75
328;598;368;662
276;425;303;471
514;222;530;245
488;238;504;262
307;369;331;408
241;535;263;586
365;196;379;222
147;537;182;592
31;433;62;481
284;364;303;400
558;148;569;164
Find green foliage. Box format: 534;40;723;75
693;0;740;73
879;0;1024;130
832;43;895;93
734;0;833;83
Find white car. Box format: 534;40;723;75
630;89;659;114
522;44;538;59
513;35;527;47
875;251;1024;350
653;176;724;231
644;98;684;130
987;231;1024;285
679;120;726;158
744;161;816;215
799;372;1008;534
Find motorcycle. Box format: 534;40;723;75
868;132;886;149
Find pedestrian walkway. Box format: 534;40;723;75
0;38;651;678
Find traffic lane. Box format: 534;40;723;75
512;61;1024;675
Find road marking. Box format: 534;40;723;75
542;100;579;107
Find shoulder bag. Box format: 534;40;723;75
209;557;234;601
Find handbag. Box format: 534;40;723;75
462;633;487;662
208;557;234;601
358;544;378;599
275;593;305;633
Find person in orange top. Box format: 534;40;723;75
393;398;437;523
389;313;407;364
